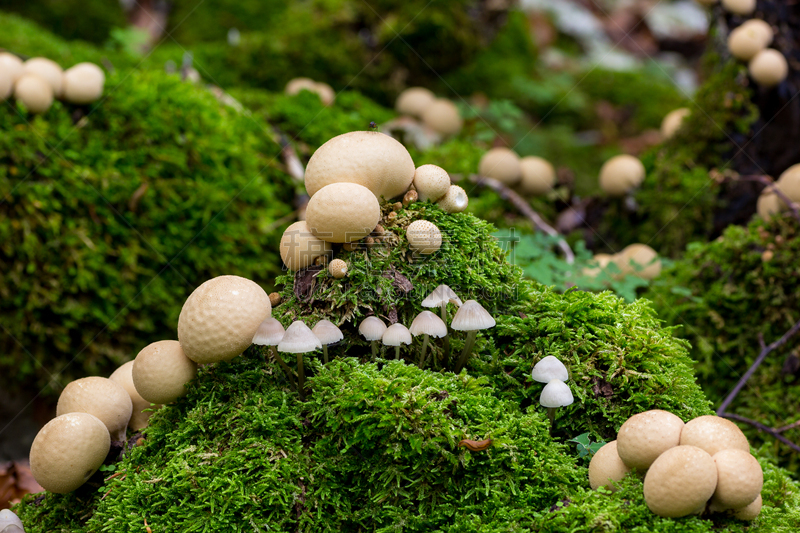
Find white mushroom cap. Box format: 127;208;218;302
312;82;335;106
616;243;661;279
479;147;522;186
518;156;556;196
313;319;343;345
328;258;348;279
660;108;691;139
749;49;788;88
109;361;161;431
56;376;133;442
0;66;12;100
599;155;645;196
280;220;333;271
382;323;412;346
62;62;105;104
285;77;316;94
643;445;718;518
407;220;442;254
539;379;574;408
422;284;463;308
413;164;451;202
740;19;773;46
437;185;469;213
132;340;198;405
0;52;24;83
588;440;631;491
733;494;762;521
396;87;436;118
305;182;381;243
679;415;750;456
29;412;110;494
616;409;685;471
451;300;495;331
3;525;24;533
0;510;24;531
531;355;569;383
23;57;63;97
14;74;53;114
721;0;756;15
177;275;272;364
359;316;387;341
421;98;462;135
710;448;763;510
757;192;781;220
728;25;767;61
776;164;800;207
252;317;286;346
409;310;448;338
278;321;322;353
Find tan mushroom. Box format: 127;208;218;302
518;156;556;196
749;49;788;88
660;108;691;139
643;445;718;517
109;361;161;431
305;183;381;243
599;155;645;196
132;340;197;405
733;494;762;521
437;185;469;213
756;192;782;220
23;57;63;97
616;409;684;471
382;323;413;360
285;77;335;106
728;26;767;61
56;376;132;442
0;52;23;83
280;220;333;271
0;65;13;100
679;415;750;456
421;98;462;136
582;253;614;278
396;87;436;118
359;316;387;359
312;82;335;106
312;319;343;364
62;62;105;104
328;258;348;279
413;164;451;202
588;440;631;491
407;220;442;254
721;0;756;15
710;448;763;510
776;164;800;208
479;147;522;186
14;74;53;114
740;19;773;46
616;244;661;280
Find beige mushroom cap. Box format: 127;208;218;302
421;98;462;136
0;66;12;100
313;82;335;106
721;0;756;15
749;49;788;88
599;155;646;196
285;77;316;94
437;185;469;213
62;62;105;104
382;323;413;346
479;147;522;186
679;415;750;456
305;182;381;243
304;131;415;200
278;321;322;353
280;220;333;271
252;317;285;346
616;409;685;471
285;78;335;106
328;258;348;279
733;493;762;521
132;340;197;405
56;376;132;442
14;74;54;114
359;316;387;341
178;275;271;364
589;440;631;491
756;192;782;220
728;26;767;61
396;87;436;118
518;156;556;196
407;220;442;254
643;445;718;518
0;52;24;83
740;19;773;46
312;319;344;345
409;310;448;338
710;448;763;510
451;300;495;331
413;164;451;202
776;164;800;207
29;412;110;493
23;57;63;96
582;253;614;278
109;361;161;431
661;108;691;139
616;243;661;279
422;284;463;308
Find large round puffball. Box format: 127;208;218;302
421;99;462;136
23;57;63;97
479;147;521;186
305;182;381;243
518;156;556;196
749;49;788;88
14;74;54;114
0;52;24;83
599;155;645;196
728;25;768;61
62;62;105;104
396;87;436;118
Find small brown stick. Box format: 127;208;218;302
458;438;493;452
144;518;152;533
104;470;126;482
719;413;800;454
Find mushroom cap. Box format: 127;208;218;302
479;147;522;186
582;253;614;278
660;108;691;139
588;440;631;491
328;258;348;279
305;182;381;243
710;448;763;510
2;526;24;533
23;57;63;96
421;98;462;135
413;164;451;202
539;379;574;408
252;317;286;346
728;25;767;61
304;131;415;200
0;509;24;531
178;275;271;364
409;310;448;338
312;319;344;345
721;0;756;15
14;74;53;114
450;300;495;331
599;155;645;196
776;164;800;207
643;445;718;518
617;243;661;279
359;316;387;341
437;185;469;213
756;191;782;220
109;361;160;431
616;409;685;471
733;494;762;521
382;323;412;346
0;52;23;83
132;340;198;405
278;321;322;353
285;77;316;94
407;220;442;254
313;82;335;106
518;156;556;196
679;415;750;456
740;19;773;46
422;284;463;308
29;412;110;493
62;62;105;104
280;220;333;270
749;49;788;88
56;376;132;441
531;355;569;383
285;78;335;105
396;87;436;118
0;67;12;100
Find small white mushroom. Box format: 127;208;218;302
396;87;436;118
22;57;63;97
531;355;569;383
252;317;296;391
479;147;522;186
409;310;448;368
328;258;348;279
422;284;462;365
0;52;24;84
14;74;53;114
56;376;133;442
539;379;574;430
599;155;645;197
132;340;198;406
313;319;343;364
413;164;451;202
740;19;773;46
451;300;496;374
359;316;387;359
109;361;161;431
518;156;556;196
437;185;468;213
0;510;24;532
407;220;442;254
382;323;413;360
749;49;788;88
278;321;321;398
721;0;755;15
62;62;105;104
660;108;691;139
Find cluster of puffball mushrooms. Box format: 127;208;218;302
395;87;463;137
0;52;105;114
589;410;763;521
756;163;800;221
585;243;662;282
285;77;335;106
478;146;557;198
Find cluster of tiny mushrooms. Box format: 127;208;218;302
589;410;763;521
284;77;335;106
0;52;105;114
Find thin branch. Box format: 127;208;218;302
719;413;800;454
733;174;800;224
775;419;800;434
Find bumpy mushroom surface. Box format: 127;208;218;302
749;49;788;87
643;445;718;518
407;220;442;254
14;74;53;114
328;258;348;279
728;26;767;61
660;108;691;139
396;87;436;118
740;19;773;46
721;0;755;15
518;156;556;196
479;147;522;186
178;275;271;364
599;155;646;196
588;440;631;491
531;355;569;383
62;62;105;104
280;220;333;271
29;413;110;494
0;509;24;531
733;494;762;521
304;131;415;200
57;376;133;442
109;361;160;431
616;409;684;471
437;185;469;213
0;52;23;83
710;448;763;510
23;57;63;96
305;182;381;243
413;164;451;202
132;340;197;405
679;415;750;456
421;98;462;135
616;243;661;279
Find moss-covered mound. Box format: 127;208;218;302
0;0;125;44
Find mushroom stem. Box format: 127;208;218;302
111;427;127;443
440;303;451;367
322;345;329;365
547;407;556;433
454;330;478;374
270;346;297;391
371;340;378;360
419;335;430;368
395;345;401;360
296;354;306;400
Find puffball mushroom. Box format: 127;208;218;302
616;409;685;471
740;19;773;46
382;323;413;360
29;412;110;494
733;494;762;521
359;316;387;359
437;185;469;213
721;0;756;15
756;191;781;220
305;182;381;243
0;67;12;100
413;164;451;202
14;74;53;114
285;77;335;106
421;98;462;136
0;52;23;83
776;164;800;208
132;340;198;405
518;156;556;196
479;147;522;186
0;510;24;532
582;253;614;278
599;155;646;196
178;275;271;364
539;379;574;430
710;449;763;510
531;355;569;383
643;445;718;518
280;220;333;271
679;414;750;456
588;440;631;491
328;258;348;279
660;108;691;139
728;25;767;61
406;220;442;254
278;321;321;397
62;62;105;104
616;243;661;279
304;131;415;200
749;49;788;88
396;87;436;118
22;57;63;97
409;310;448;368
452;300;496;374
252;317;295;391
312;319;343;364
109;361;161;431
56;376;133;442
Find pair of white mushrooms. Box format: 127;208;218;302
585;243;661;281
724;16;788;88
395;87;463;136
589;410;763;521
0;52;105;114
757;163;800;221
531;356;574;429
478;147;557;197
285;77;335;106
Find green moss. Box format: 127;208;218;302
0;2;125;44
